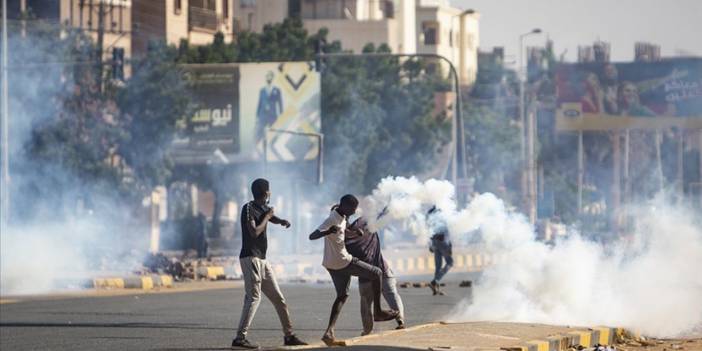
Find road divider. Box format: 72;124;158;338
92;274;173;290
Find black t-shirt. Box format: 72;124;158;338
239;201;270;259
345;228;387;281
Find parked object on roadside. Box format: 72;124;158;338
459;280;472;288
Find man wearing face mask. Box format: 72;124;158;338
309;194;399;346
232;178;307;349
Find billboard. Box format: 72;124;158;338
555;59;702;131
172;62;321;164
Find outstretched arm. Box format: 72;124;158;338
309;225;339;240
270;216;291;228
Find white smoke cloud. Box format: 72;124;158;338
1;214;147;295
362;176;702;338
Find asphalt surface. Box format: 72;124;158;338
0;274;476;351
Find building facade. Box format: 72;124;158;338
232;0;478;84
14;0;132;73
133;0;237;55
15;0;479;85
416;0;479;85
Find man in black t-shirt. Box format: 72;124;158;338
345;218;405;334
231;178;307;349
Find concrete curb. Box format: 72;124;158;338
343;322;443;346
196;266;226;280
387;252;503;275
501;326;622;351
92;274;173;290
293;322;626;351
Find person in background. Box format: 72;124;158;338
231;178;307;349
427;206;453;296
195;212;208;258
309;195;399;346
345;217;405;335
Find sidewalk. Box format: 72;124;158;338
293;321;622;351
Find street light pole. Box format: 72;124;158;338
1;0;9;232
518;28;541;222
317;52;465;197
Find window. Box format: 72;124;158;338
223;0;229;19
241;0;256;8
422;21;439;45
449;29;453;47
384;0;394;19
174;0;182;14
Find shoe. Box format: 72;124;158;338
284;334;308;346
361;330;372;336
321;334;345;347
373;309;400;322
429;280;439;295
231;337;259;349
395;320;406;330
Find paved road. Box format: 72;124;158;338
0;275;476;351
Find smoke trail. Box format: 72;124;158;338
362;176;702;338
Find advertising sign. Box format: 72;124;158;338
172;62;321;164
555;59;702;131
239;62;321;161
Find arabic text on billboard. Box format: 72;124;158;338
172;62;321;164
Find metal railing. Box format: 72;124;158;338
188;6;218;31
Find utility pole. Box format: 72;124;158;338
96;0;105;91
518;28;541;221
1;0;9;232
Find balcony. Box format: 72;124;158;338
189;6;218;31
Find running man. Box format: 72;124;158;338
427;206;453;296
309;195;399;346
345;217;405;334
232;178;307;349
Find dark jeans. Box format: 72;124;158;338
432;239;453;282
327;257;382;299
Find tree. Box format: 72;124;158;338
117;41;193;195
12;20;192;222
176;20;452;196
463;104;520;204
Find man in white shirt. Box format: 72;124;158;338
309;194;398;346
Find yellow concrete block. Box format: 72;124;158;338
159;275;173;287
141;277;154;290
574;331;591;347
428;256;436;270
417;257;426;271
465;254;473;268
94;278;125;289
455;254;464;267
407;258;415;272
526;340;549;351
594;327;611;345
394;258;404;272
475;254;483;267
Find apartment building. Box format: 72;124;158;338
132;0;236;55
236;0;478;85
416;0;479;85
13;0;132;74
14;0;478;84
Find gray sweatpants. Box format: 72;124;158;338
236;256;293;338
359;268;404;334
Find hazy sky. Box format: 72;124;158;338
451;0;702;63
